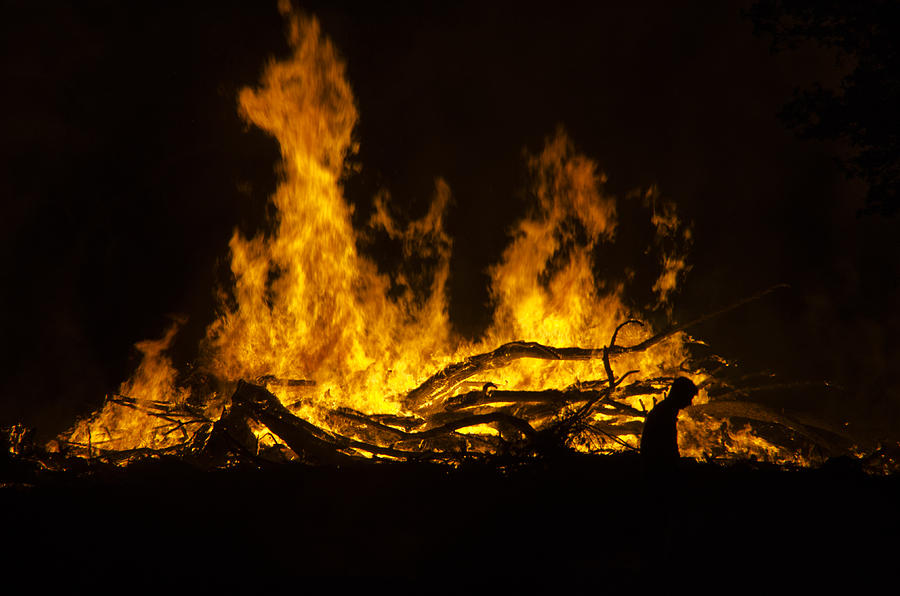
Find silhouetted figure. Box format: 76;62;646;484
638;378;699;570
640;377;698;472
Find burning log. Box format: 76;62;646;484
404;319;651;412
203;316;652;463
225;380;540;462
229;381;354;464
200;318;668;464
404;342;605;409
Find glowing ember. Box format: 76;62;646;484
56;6;859;470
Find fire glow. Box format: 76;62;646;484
56;8;838;469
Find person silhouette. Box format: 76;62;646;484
638;377;700;568
640;377;698;472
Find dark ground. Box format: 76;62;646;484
2;454;897;585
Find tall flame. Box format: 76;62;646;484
202;14;453;417
63;7;821;467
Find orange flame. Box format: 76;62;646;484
61;7;828;468
203;13;454;417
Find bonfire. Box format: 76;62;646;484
32;7;876;474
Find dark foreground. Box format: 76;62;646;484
2;453;898;586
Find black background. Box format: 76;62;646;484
2;0;898;443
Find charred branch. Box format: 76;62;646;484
442;388;577;410
228;382;539;462
256;375;316;388
230;381;354;465
609;284;789;356
403;342;608;410
400;289;791;413
368;413;426;431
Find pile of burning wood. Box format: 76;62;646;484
28;287;878;473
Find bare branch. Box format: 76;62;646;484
609;284;789;356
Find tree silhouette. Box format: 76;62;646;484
748;0;900;216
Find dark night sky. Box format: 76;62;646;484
2;0;898;443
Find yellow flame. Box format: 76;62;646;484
66;320;191;454
63;8;804;466
202;13;454;420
